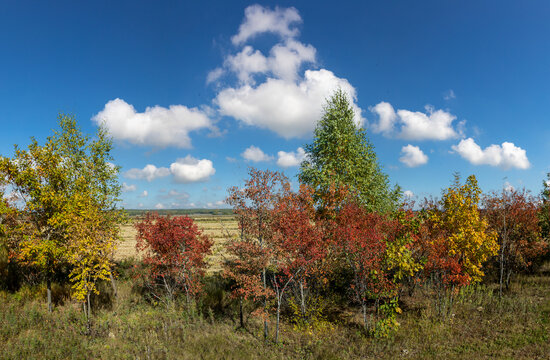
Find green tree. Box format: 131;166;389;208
299;89;400;214
0;115;123;313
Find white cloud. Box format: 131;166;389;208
92;98;213;148
277;147;306;168
369;102;397;136
206;67;224;84
403;190;414;198
370;103;461;141
231;5;301;45
155;203;165;210
504;181;515;192
216;69;362;138
140;191;148;198
226;46;269;84
268;39;316;82
444;89;456;100
400;145;428;168
125;164;170;182
241;145;273;162
452;138;530;170
209;5;361;139
122;182;137;192
170;155;216;183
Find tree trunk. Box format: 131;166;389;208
505;269;512;290
239;298;244;328
46;278;52;313
109;272;118;298
499;210;507;297
299;281;306;318
87;291;91;320
275;302;281;343
362;302;368;330
262;268;268;340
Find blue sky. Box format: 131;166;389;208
1;1;549;209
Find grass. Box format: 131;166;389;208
1;263;549;359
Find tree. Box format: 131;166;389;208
0;183;20;290
0;115;123;313
223;167;289;339
135;212;212;306
484;188;546;295
540;173;550;242
299;89;400;214
422;174;499;315
333;202;395;330
270;184;327;342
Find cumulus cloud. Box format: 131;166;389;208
122;182;137;192
92;98;213;148
155;203;165;210
231;5;301;45
452;138;530;170
140;191;148;198
170;155;216;183
125;157;215;183
399;145;428;167
125;164;170;182
370;103;461;141
225;46;269;84
277;147;306;168
210;5;362;139
403;190;414;198
369;102;396;136
216;69;362;138
241;145;273;162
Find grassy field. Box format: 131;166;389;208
116;215;238;273
2;215;549;359
0;263;548;359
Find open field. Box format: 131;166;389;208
1;263;549;359
116;215;239;273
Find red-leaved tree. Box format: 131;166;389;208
223;168;289;338
135;212;212;305
270;184;327;342
334;202;395;329
484;188;547;295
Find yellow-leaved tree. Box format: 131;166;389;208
431;174;499;284
0;115;123;314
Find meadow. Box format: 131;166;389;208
0;214;548;359
1;257;548;359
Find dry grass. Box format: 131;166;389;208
115;215;238;273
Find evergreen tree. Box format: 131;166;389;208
299;89;400;213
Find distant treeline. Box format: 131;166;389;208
125;208;234;217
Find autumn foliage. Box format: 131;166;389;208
136;212;212;304
484;188;547;293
